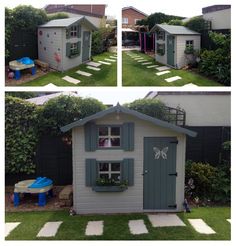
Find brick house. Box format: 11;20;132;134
122;6;147;28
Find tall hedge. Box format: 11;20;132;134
5;96;40;174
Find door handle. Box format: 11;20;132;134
168;172;178;176
142;170;148;176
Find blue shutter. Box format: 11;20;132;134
122;122;134;151
121;158;134;186
84;122;97;151
66;42;71;57
66;28;70;39
77;41;81;55
85;159;97;186
77;25;81;38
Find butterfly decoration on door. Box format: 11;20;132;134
153;147;168;160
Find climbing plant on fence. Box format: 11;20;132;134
5;96;40;174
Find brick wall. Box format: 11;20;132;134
122;8;147;28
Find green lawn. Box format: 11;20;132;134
20;52;117;86
5;207;230;240
122;51;223;86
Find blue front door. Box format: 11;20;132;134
82;31;91;62
143;137;177;210
167;35;175;67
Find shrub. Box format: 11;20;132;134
184;16;206;33
185;161;230;203
5;96;40;174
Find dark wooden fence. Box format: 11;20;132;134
186;126;230;165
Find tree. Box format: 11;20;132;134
184;16;206;33
5;92;39;99
168;19;183;26
47;12;69;21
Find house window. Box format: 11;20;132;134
157;31;165;40
98;162;121;183
186;40;194;49
70;25;77;37
122;18;128;24
98;126;121;148
156;43;165;56
70;42;79;56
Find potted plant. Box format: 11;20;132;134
92;178;128;192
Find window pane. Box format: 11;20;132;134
99;138;110;147
111;127;120;136
99;163;109;171
99;127;108;136
100;174;109;179
111;163;120;171
111;174;120;182
111;138;120;146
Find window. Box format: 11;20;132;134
98;126;121;148
70;42;79;56
157;31;165;40
70;25;77;37
186;40;194;49
156;43;165;56
122;18;128;24
98;162;121;183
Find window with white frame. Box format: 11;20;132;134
70;25;77;37
157;31;165;40
186;40;194;49
98;126;121;148
122;17;128;24
70;42;78;55
98;162;121;183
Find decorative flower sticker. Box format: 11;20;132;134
153;147;168;160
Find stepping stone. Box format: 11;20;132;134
142;62;153;65
227;219;231;223
37;221;62;237
165;76;182;83
5;222;21;237
86;66;101;71
86;61;101;67
110;56;117;59
76;70;92;77
98;61;111;65
85;221;103;236
148;214;186;227
44;83;58;87
156;71;171;76
156;66;170;71
188;219;216;234
137;60;148;63
182;83;198;87
105;58;116;62
128;219;148;235
62;76;81;84
134;57;143;60
147;65;159;68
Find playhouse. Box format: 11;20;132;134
150;24;201;68
61;104;196;214
38;16;97;72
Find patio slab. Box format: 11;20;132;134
104;58;116;62
128;219;148;235
5;222;21;237
188;219;216;234
147;65;159;68
165;76;182;83
86;66;101;71
37;221;63;237
134;57;144;60
182;83;198;87
142;62;153;65
86;61;101;67
85;221;103;236
62;76;81;84
110;56;117;59
137;60;148;63
148;214;186;227
156;66;170;71
156;71;171;76
44;83;58;87
76;70;92;77
98;61;111;65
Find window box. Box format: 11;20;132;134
92;186;127;192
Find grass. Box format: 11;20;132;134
122;51;223;86
20;52;117;86
5;207;230;240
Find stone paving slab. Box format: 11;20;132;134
147;65;159;68
188;219;216;234
156;66;170;71
37;221;63;237
148;214;186;227
5;222;21;237
86;61;101;67
44;83;58;87
156;71;171;76
165;76;182;83
137;60;148;63
134;57;144;60
85;221;103;236
86;66;101;71
105;58;116;62
128;219;148;235
76;70;92;77
182;83;198;87
227;219;231;223
142;62;153;65
110;56;117;59
98;61;111;65
62;76;81;84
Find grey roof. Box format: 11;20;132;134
39;16;97;30
150;24;200;35
61;103;197;137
